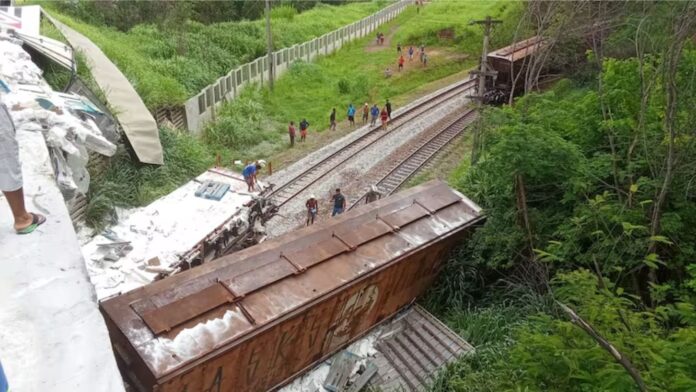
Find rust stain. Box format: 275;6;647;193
99;180;484;392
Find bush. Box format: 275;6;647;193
336;78;351;94
41;1;384;107
86;128;213;229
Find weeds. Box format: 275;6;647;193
39;1;384;107
86;128;213;229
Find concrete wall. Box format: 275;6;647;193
184;0;412;134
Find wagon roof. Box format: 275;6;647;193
488;35;546;62
100;180;483;379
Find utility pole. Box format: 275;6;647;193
468;16;501;165
265;0;274;91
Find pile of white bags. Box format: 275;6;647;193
0;34;116;200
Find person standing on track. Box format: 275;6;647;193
398;55;405;72
347;103;356;126
362;103;369;124
331;188;346;217
380;106;389;131
300;118;309;142
288;121;296;147
422;52;429;67
385;99;392;120
329;108;337;131
419;44;425;63
397;43;402;54
305;195;318;226
408;45;414;61
370;104;379;126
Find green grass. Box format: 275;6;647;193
39;1;386;108
83;0;522;227
207;0;520;164
86;128;214;229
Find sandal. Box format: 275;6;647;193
16;213;46;235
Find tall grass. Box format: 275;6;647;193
195;0;522;177
86;128;213;229
85;0;522;227
40;1;385;108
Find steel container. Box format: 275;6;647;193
100;180;483;392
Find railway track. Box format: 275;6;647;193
349;108;477;210
268;78;476;207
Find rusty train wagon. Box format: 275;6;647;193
100;180;483;392
487;35;546;95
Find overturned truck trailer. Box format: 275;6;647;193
100;180;483;392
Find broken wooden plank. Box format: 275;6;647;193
346;361;378;392
324;351;359;392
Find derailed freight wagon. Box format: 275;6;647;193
100;180;483;392
486;36;547;100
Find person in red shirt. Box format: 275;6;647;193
398;55;405;72
380;107;389;131
288;121;296;147
306;195;318;226
300;118;309;142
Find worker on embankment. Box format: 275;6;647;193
370;104;379;126
300;118;310;142
330;108;337;131
288;121;296;147
380;106;389;131
306;195;318;226
347;103;356;127
242;161;263;192
331;188;346;217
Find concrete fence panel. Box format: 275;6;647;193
183;0;411;133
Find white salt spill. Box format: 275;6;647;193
279;329;382;392
81;169;263;299
143;308;249;374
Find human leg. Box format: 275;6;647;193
1;110;42;232
2;188;33;230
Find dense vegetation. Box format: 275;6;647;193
206;1;520;161
39;0;385;107
84;0;520;227
424;2;696;390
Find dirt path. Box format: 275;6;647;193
365;24;398;52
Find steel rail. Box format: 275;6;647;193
268;78;477;207
349;108;477;210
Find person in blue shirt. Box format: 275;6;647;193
242;161;260;192
370;104;380;126
347;104;356;126
331;188;346;217
0;360;8;392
